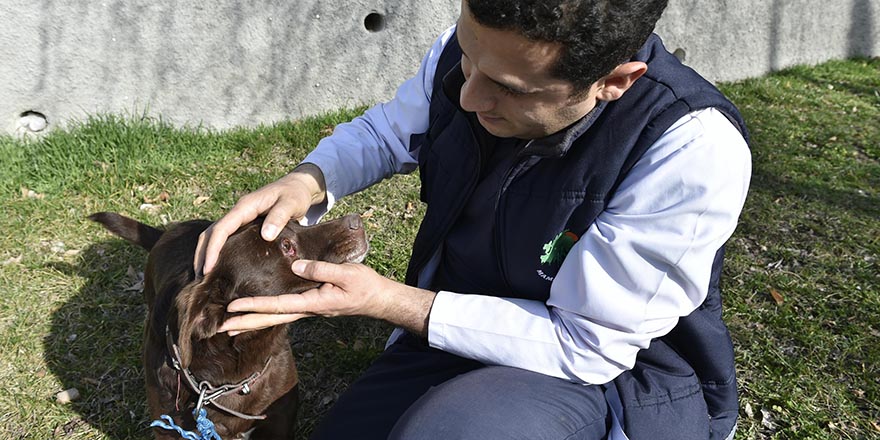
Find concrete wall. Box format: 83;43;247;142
656;0;877;83
2;0;877;135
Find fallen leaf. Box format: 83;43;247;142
404;201;416;219
125;266;145;291
760;408;776;430
53;418;85;437
769;288;784;305
143;191;170;203
125;280;144;292
193;196;210;206
362;207;375;219
871;421;880;432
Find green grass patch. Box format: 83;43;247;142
717;57;879;439
1;58;878;439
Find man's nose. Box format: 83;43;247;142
459;71;495;113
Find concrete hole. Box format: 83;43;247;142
18;110;49;133
364;12;386;32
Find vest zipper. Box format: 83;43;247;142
493;140;538;293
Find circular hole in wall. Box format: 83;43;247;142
18;110;49;133
364;12;386;32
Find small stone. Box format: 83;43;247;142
139;203;160;214
55;388;80;404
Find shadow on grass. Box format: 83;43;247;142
751;167;879;221
43;239;152;439
779;58;880;98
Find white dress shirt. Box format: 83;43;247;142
303;25;751;387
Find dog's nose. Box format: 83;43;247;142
346;214;363;230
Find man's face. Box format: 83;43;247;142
457;2;599;139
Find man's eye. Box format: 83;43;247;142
498;84;525;96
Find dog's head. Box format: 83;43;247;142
175;214;368;366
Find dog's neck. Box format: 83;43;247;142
164;324;277;421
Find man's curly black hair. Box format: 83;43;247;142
466;0;668;92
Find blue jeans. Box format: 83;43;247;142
310;333;609;440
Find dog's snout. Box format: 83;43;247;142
346;215;363;230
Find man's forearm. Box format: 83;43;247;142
376;284;437;338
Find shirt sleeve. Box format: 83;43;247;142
427;108;752;384
300;25;457;224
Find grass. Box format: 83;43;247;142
0;57;877;439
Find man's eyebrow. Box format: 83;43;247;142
489;75;531;94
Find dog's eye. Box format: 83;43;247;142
280;238;296;257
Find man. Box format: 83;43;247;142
195;1;751;438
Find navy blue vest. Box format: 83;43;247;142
406;33;748;440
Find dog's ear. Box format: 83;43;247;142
174;276;229;368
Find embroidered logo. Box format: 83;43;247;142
539;230;579;265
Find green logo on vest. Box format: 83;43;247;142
539;230;579;265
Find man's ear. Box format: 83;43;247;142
174;276;228;368
595;61;648;102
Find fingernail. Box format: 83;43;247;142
292;260;307;274
228;330;240;337
262;224;279;240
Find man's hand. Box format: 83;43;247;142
218;260;437;337
194;164;327;275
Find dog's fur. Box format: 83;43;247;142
89;212;368;439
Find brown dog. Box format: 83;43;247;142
89;212;368;439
